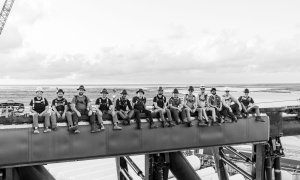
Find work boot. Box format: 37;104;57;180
90;124;99;133
161;121;166;128
136;124;142;129
33;128;39;134
187;121;193;127
113;123;122;130
237;114;243;119
212;121;221;126
232;116;238;123
150;123;158;129
256;116;265;122
122;119;130;126
198;120;206;127
168;121;175;127
52;126;57;131
242;113;248;118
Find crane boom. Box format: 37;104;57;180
0;0;15;36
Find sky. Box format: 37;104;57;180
0;0;300;85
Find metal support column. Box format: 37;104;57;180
211;147;229;180
252;144;266;180
274;157;281;180
265;157;273;180
169;151;201;180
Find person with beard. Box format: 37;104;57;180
71;85;99;133
208;87;225;123
153;86;175;128
115;90;135;126
132;89;158;129
197;85;220;126
221;87;242;122
30;87;51;134
169;88;186;124
238;88;264;122
183;86;196;127
95;89;122;130
51;89;77;133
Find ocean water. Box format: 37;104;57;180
1;84;300;179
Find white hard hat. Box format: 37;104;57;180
224;87;230;91
35;87;44;93
200;85;205;89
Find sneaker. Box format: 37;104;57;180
52;127;57;131
99;123;105;130
33;129;39;134
43;128;51;133
74;129;80;134
113;124;122;130
91;129;96;133
256;116;265;122
100;124;105;130
237;114;243;119
198;120;207;127
175;120;181;125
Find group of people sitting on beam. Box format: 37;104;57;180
30;85;264;134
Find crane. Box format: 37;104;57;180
0;0;15;36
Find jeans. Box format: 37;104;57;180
32;112;50;128
170;108;186;123
51;111;72;127
153;109;172;122
72;109;96;128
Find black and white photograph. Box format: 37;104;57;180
0;0;300;179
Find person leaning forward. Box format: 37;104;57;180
168;88;186;125
132;89;158;129
51;89;76;133
30;87;51;134
116;90;136;126
153;86;175;128
71;85;99;133
95;89;122;130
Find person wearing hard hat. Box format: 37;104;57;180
95;89;122;130
208;87;225;123
197;85;220;126
169;88;186;124
51;89;77;133
115;90;135;126
183;86;197;127
153;86;175;128
71;85;98;133
132;89;158;129
221;87;242;122
29;87;51;134
238;88;264;122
